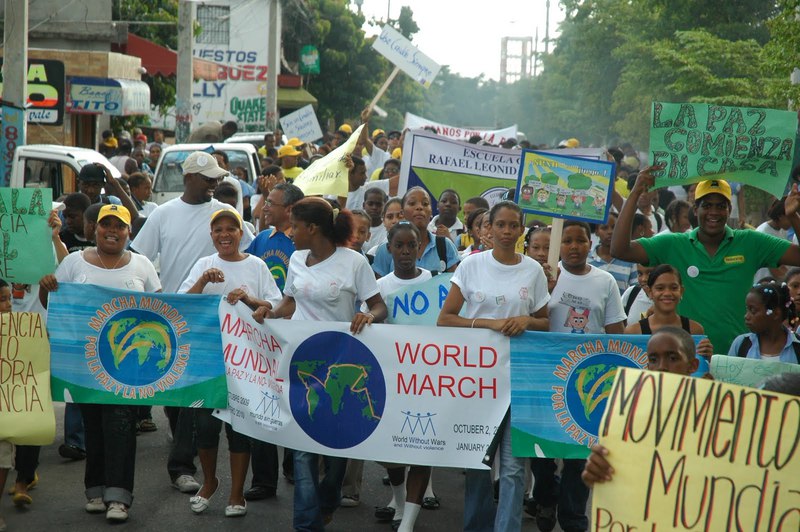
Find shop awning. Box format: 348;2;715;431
69;77;151;116
278;87;318;110
114;33;218;81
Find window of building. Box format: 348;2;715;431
196;5;230;45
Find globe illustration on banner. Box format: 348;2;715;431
97;309;177;386
289;332;386;449
565;354;639;435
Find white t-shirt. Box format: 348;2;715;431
621;284;652;323
364;147;391;178
364;223;387;253
179;253;282;307
11;285;45;315
427;216;465;243
361;268;433;312
140;201;159;217
549;265;626;334
284;247;380;322
754;221;790;282
451;251;550;320
131;197;254;293
346;179;391;211
55;251;161;292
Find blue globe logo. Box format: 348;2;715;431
565;354;640;435
97;309;177;386
289;331;386;449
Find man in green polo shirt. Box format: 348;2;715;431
611;167;800;353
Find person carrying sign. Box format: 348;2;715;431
611;166;800;354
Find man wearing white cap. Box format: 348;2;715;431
131;151;254;493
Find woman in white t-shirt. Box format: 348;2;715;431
438;201;550;532
179;208;282;518
531;220;626;532
39;205;161;523
253;197;388;530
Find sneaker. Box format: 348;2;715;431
172;474;201;493
106;501;128;522
85;497;106;514
535;504;557;532
340;495;360;508
58;444;86;461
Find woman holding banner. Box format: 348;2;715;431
438;201;550;532
39;205;161;524
253;197;387;531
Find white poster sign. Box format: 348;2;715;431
405;112;518;145
279;104;323;143
372;25;441;89
216;301;508;468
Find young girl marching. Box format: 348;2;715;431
728;282;800;363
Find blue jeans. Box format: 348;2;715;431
292;451;347;531
531;458;588;532
166;407;197;481
463;468;496;532
80;404;137;507
64;402;85;449
495;422;525;531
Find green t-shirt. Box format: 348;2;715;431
638;226;791;354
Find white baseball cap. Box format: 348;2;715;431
182;151;227;178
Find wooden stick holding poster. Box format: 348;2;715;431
368;66;400;111
592;367;800;531
648;102;797;198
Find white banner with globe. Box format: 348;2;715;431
216;301;509;468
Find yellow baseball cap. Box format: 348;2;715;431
210;208;243;229
278;145;302;158
391;147;402;159
695;179;732;202
372;128;385;139
287;137;304;147
97;204;131;226
338;124;353;134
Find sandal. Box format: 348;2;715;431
375;506;396;521
137;418;158;432
12;492;32;506
8;473;38;495
422;495;440;510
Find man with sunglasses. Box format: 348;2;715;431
131;151;254;493
612;166;800;354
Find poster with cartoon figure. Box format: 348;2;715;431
515;150;615;224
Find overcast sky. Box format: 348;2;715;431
357;0;566;80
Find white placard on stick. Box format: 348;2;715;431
279;104;324;143
372;25;441;89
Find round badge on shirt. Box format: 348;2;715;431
686;265;699;278
474;291;486;303
328;282;340;299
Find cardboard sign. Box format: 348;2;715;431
593;367;800;531
649;102;797;197
710;354;800;388
294;124;364;197
279;104;323;143
0;187;56;283
372;25;441;88
515;150;616;224
0;311;56;445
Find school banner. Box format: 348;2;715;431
0;187;57;283
294;124;364;198
649;102;796;197
710;354;800;388
593;368;800;531
0;312;56;445
385;273;453;325
47;283;227;407
372;25;441;88
515;150;616;224
216;301;508;468
404;112;518;145
279;104;323;143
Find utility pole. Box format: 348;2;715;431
265;0;281;130
175;0;193;143
545;0;550;55
1;0;28;186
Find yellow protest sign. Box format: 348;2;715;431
293;124;364;197
0;311;56;445
593;368;799;531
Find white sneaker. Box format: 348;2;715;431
106;501;128;522
85;497;106;513
172;474;201;493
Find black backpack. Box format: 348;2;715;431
736;333;800;362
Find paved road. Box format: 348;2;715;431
2;405;564;531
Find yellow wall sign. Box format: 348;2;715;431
593;368;799;531
0;311;56;445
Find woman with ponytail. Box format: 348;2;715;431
253;196;387;530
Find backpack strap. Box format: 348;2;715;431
623;285;641;317
435;235;448;273
791;333;800;363
736;337;753;358
654;212;663;232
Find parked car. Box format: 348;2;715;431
8;144;121;198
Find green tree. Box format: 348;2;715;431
763;0;800;107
